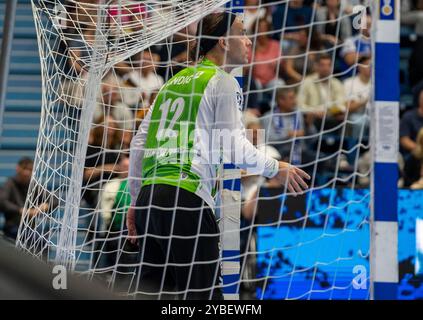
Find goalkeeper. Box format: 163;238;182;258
127;11;310;300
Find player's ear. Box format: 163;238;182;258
218;37;229;51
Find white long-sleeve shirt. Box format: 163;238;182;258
129;58;279;211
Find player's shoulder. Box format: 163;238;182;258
163;64;215;87
212;69;240;91
208;70;243;110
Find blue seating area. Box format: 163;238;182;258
0;1;37;39
0;0;40;185
0;0;40;232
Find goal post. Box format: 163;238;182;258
219;0;244;301
370;0;399;300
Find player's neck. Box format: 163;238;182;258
204;52;235;73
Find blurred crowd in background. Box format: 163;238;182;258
1;1;422;291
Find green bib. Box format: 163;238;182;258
141;59;219;194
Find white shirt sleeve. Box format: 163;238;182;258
212;72;279;178
128;104;153;206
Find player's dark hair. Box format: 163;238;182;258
189;11;237;61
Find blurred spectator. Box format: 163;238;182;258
412;80;423;109
260;87;305;164
403;0;423;87
121;50;164;108
99;156;130;232
107;0;146;35
73;0;98;26
244;0;268;34
58;0;98;34
122;129;133;151
248;18;284;101
282;28;324;85
343;56;371;139
98;155;139;287
83;115;124;272
96;76;134;131
240;113;280;200
408;6;423;109
297;54;346;127
315;0;352;45
339;0;363;13
243;70;263;117
152;26;194;80
339;12;371;78
67;26;96;76
402;0;423;36
83;115;122;208
239;143;281;298
0;158;48;240
242;145;282;221
62;26;96;108
243;112;263;148
272;0;313;40
357;150;371;187
403;128;423;189
400;90;423;156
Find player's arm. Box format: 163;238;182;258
127;104;153;244
213;74;277;177
214;74;310;194
128;104;153;206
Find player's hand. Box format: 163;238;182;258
276;161;310;196
126;207;138;245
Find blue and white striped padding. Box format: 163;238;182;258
371;0;400;300
220;163;241;300
220;0;244;300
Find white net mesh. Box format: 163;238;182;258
17;0;373;299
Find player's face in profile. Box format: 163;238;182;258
226;17;252;65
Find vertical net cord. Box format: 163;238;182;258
369;0;377;301
55;2;108;270
258;0;321;300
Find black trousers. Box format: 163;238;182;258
134;184;223;300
